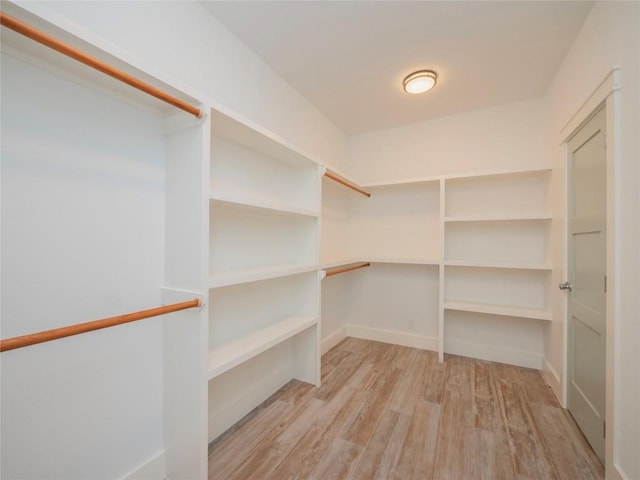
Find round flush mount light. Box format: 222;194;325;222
403;70;438;94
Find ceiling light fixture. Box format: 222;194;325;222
403;70;438;94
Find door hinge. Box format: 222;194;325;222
604;420;606;438
604;131;608;149
604;275;607;293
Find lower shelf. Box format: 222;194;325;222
208;315;318;379
444;301;551;321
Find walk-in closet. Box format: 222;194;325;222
1;1;638;479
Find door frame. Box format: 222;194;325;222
560;68;620;476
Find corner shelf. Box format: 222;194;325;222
208;315;318;379
444;301;552;321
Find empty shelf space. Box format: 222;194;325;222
444;260;552;270
209;264;318;288
208;315;318;379
444;214;552;222
210;193;319;217
444;301;552;321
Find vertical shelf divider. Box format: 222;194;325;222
438;178;446;362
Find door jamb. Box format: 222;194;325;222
559;67;620;478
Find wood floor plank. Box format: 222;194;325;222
209;338;604;480
388;400;440;480
308;438;363;480
373;411;411;479
496;379;559;480
431;388;473;479
422;352;447;404
519;367;560;406
315;351;366;401
226;396;325;479
268;386;366;479
342;366;401;446
347;409;400;480
531;403;605;480
321;347;355;382
472;361;501;432
207;399;292;479
387;349;428;415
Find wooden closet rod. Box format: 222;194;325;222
0;298;201;353
325;262;371;277
324;170;371;198
0;12;203;119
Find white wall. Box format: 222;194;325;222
17;0;348;172
544;2;640;478
1;53;166;479
349;98;547;184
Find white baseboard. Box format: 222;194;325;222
321;325;348;354
121;450;165;480
346;324;438;352
445;339;542;369
542;358;563;405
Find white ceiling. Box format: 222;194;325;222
201;1;594;134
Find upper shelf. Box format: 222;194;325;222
211;110;318;168
361;166;552;189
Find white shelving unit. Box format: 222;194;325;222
320;166;553;368
207;109;321;442
441;168;553;366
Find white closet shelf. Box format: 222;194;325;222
444;301;552;321
209;264;317;288
208;315;318;379
212;111;319;169
210;193;319;218
444;260;553;270
368;257;440;266
444;214;552;222
361;166;552;188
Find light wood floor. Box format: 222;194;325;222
208;337;604;479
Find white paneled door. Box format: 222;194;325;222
565;106;606;464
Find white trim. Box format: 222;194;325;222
542;358;563;405
559;67;621;479
445;339;543;369
560;67;620;142
120;450;165;480
346;324;439;352
321;326;348;354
